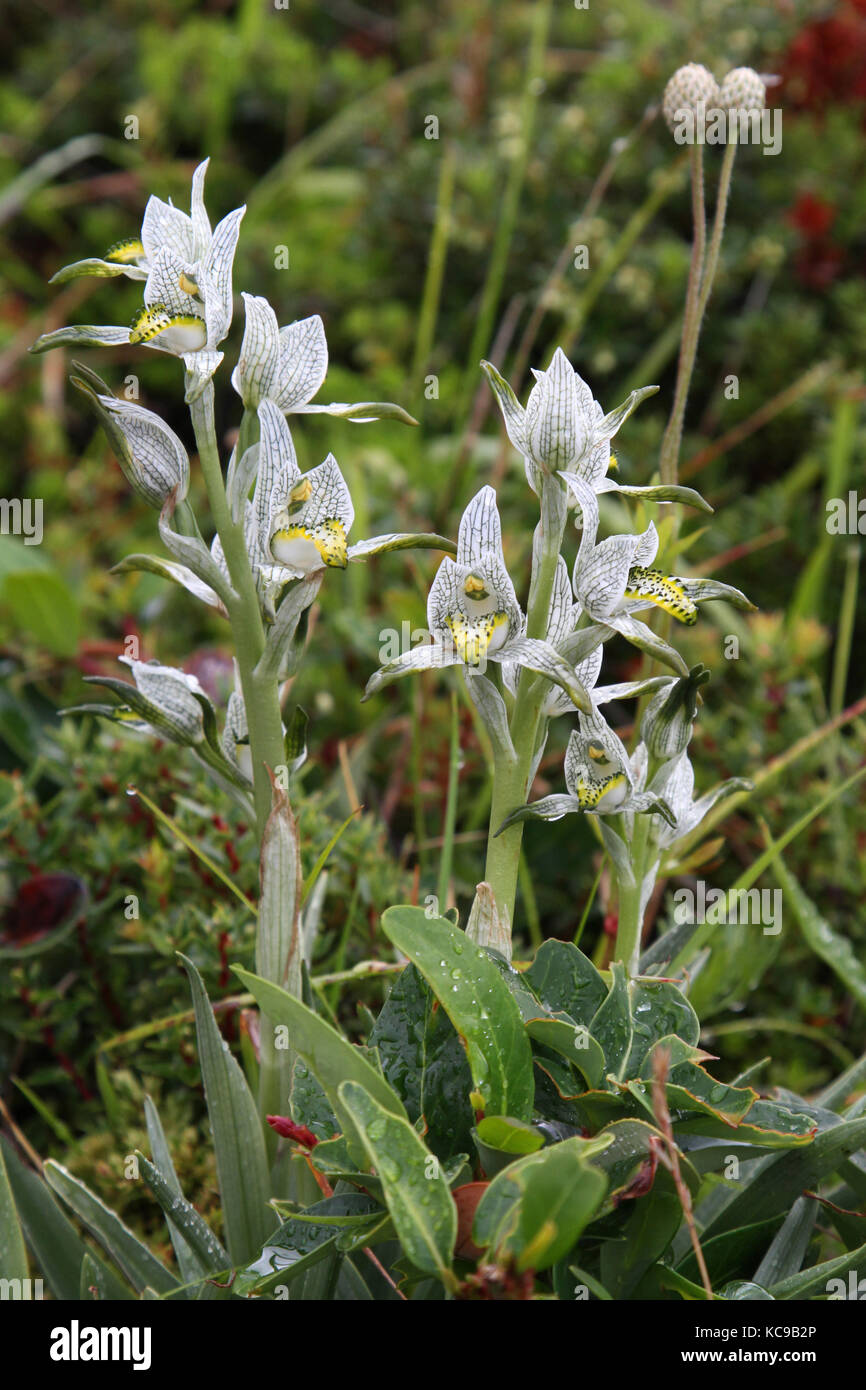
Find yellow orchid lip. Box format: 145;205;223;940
129;304;208;351
624;566;698;625
271;518;348;571
445;610;509;665
105;238;146;265
576;772;627;811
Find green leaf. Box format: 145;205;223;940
43;1161;178;1296
339;1081;457;1283
525;1016;606;1090
143;1094;211;1286
0;1145;28;1280
2;570;80;656
524;939;607;1025
601;1175;682;1298
702;1116;866;1240
233;965;408;1167
587;1118;685;1207
49;257;147;284
234;1193;380;1298
135;1151;229;1277
625;978;700;1075
473;1116;545;1177
473;1137;609;1273
678;1217;782;1288
0;1137;130;1300
589;962;633;1080
772;852;866;1010
381;908;534;1121
179;955;273;1265
369;963;474;1160
769;1240;866;1300
752;1196;817;1288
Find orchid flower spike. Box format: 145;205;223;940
363;485;593;710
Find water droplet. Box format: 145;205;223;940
450;967;462;980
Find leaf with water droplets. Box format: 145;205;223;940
381;908;534;1122
339;1081;457;1284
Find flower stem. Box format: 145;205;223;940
659;145;706;486
483;476;566;932
613;813;650;974
189;385;285;840
697;140;736;322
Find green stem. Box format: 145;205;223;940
189;386;285;841
483;476;566;931
696;140;736;323
659;145;706;486
614;813;650;974
436;690;460;912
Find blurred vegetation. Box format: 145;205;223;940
1;0;865;1205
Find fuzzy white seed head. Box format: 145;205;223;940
662;63;721;132
718;66;766;114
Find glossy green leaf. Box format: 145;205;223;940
339;1080;457;1283
473;1136;609;1273
525;1016;605;1090
135;1152;229;1277
589;962;633;1080
524;939;607;1025
180;955;272;1265
752;1196;817;1288
381;908;534;1121
769;1240;866;1300
234;965;408;1167
143;1094;213;1287
601;1174;682;1298
369;963;474;1160
234;1193;381;1298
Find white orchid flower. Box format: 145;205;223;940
247;399;355;586
231;294;418;425
497;706;676;832
482;348;658;494
49;159;215;283
649;750;752;850
482;348;713;514
563;474;755;674
362;486;593;710
33;159;244;393
500;545;673;718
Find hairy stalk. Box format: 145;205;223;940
483;476;566;930
659;145;706;485
696;139;736;322
190;386;285;840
